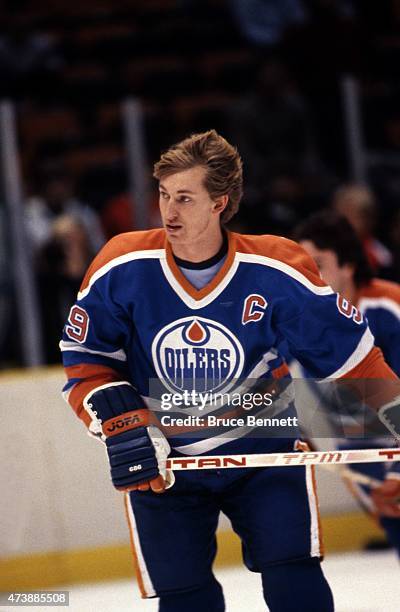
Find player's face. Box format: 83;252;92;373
159;166;226;253
300;240;353;294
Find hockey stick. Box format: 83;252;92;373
337;466;382;488
166;447;400;471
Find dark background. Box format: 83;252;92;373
1;0;400;366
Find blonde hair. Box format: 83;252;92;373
153;129;243;223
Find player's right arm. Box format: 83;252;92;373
60;233;172;493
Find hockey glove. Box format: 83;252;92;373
85;383;174;493
371;476;400;518
103;409;174;493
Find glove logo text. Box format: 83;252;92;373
105;414;141;433
129;464;142;472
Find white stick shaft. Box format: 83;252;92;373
166;447;400;471
338;467;382;488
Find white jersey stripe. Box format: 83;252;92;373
305;465;321;557
125;494;156;598
62;387;72;403
59;340;127;362
161;251;332;308
320;327;374;380
78;249;165;300
76;245;333;306
236;252;334;296
358;297;400;321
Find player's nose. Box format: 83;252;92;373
165;199;179;221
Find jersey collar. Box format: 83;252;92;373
161;230;238;308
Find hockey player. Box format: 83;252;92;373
294;211;400;551
61;130;400;612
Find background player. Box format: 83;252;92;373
294;210;400;553
61;130;400;612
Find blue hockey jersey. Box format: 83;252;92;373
356;278;400;376
61;229;394;456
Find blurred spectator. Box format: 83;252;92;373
24;168;104;363
101;193;134;239
367;103;400;230
283;0;361;174
285;0;359;79
332;183;393;273
229;0;307;47
37;215;96;363
227;59;316;227
228;59;314;177
101;192;161;239
0;13;62;98
385;111;400;151
47;215;94;281
25;168;105;256
388;210;400;282
229;0;356;51
264;171;307;234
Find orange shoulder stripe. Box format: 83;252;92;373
80;228;166;293
358;278;400;305
341;346;397;380
339;346;399;412
65;364;122;420
234;233;327;287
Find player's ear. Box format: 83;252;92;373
343;262;355;280
212;195;229;215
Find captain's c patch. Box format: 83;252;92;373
242;294;267;325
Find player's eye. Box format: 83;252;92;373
160;192;169;200
179;196;192;203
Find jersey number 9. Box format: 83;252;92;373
336;295;363;324
65;305;90;343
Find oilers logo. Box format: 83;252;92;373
152;317;244;394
